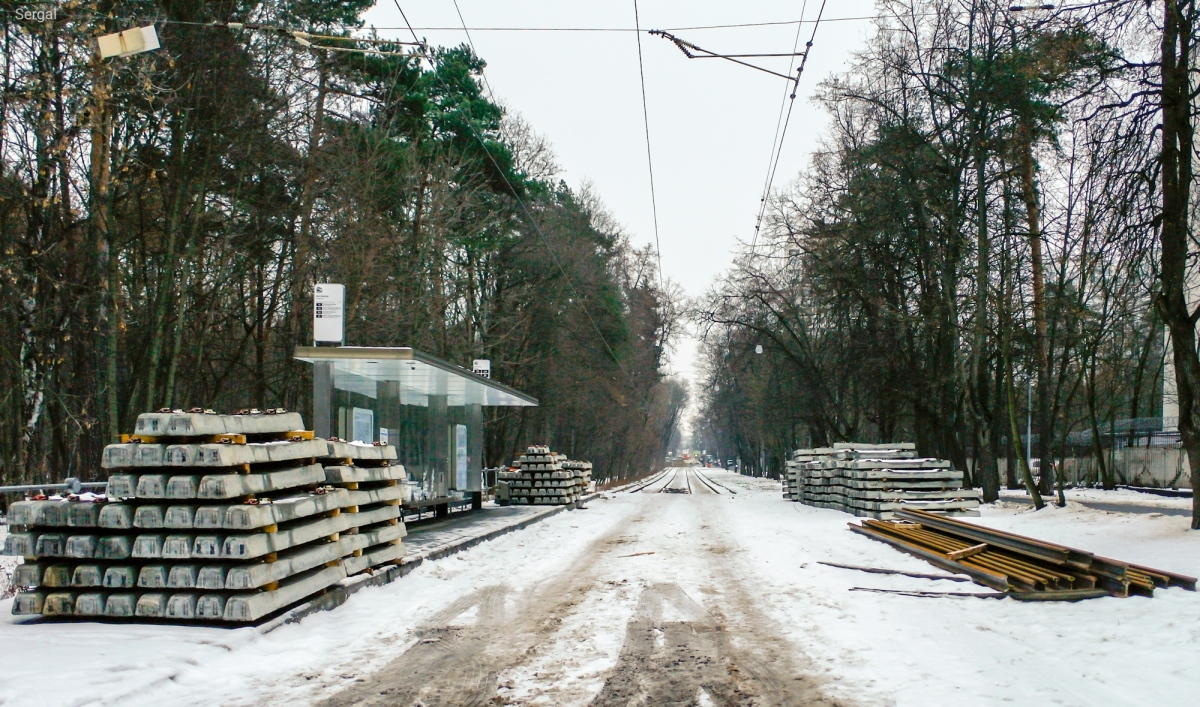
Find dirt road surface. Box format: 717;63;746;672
320;469;841;707
4;468;1199;707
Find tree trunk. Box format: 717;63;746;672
1156;0;1200;529
1086;352;1112;489
973;144;1000;502
89;57;119;442
1017;122;1056;500
1003;258;1043;508
290;60;329;347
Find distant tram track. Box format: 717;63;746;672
692;469;736;495
690;470;722;495
628;468;674;493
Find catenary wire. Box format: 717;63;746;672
633;0;666;293
393;0;634;379
752;0;809;254
751;0;828;253
363;15;906;31
449;0;501;108
88;14;913;37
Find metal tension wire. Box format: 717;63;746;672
648;29;803;93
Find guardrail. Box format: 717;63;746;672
0;478;108;495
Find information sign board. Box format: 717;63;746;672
314;284;345;343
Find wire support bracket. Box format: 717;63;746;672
648;29;804;91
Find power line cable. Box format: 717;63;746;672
752;0;809;254
751;0;828;253
632;0;666;293
392;0;633;378
366;15;903;32
91;14;913;37
649;30;803;82
449;0;501;109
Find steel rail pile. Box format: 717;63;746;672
4;410;411;623
500;446;591;506
850;508;1197;599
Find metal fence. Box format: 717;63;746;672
997;446;1193;489
1001;417;1181;452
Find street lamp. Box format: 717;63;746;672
96;25;161;59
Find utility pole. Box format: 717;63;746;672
1026;377;1033;479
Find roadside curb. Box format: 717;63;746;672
259;493;602;633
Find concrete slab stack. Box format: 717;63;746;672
803;443;890;513
320;441;408;576
500;446;589;506
3;410;410;624
785;448;834;501
790;442;980;519
560;460;593;498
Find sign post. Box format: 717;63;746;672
313;284;345;345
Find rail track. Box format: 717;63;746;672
689;469;724;495
627;468;674;493
628;467;733;496
692;468;737;495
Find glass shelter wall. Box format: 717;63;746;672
296;347;536;500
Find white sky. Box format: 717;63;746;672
362;0;878;409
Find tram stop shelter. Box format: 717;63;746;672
294;346;537;513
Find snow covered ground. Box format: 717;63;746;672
721;473;1200;706
999;486;1193;511
0;471;1197;706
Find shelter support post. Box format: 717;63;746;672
313;361;334;439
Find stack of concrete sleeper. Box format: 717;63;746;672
321;440;408;575
801;447;846;510
501;446;586;506
785;448;834;501
791;443;980;519
3;410;405;623
560;460;593;498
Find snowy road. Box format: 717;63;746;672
321;468;831;706
2;470;1199;706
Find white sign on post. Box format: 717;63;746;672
313;284;345;344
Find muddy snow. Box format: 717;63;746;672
1;469;1197;706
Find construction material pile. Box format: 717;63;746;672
851;508;1197;599
789;443;980;519
321;439;408;576
3;410;408;623
499;446;591;506
784;448;833;501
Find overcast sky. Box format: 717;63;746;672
362;1;879;410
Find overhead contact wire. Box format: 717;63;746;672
752;0;809;253
633;0;666;293
450;0;499;101
393;1;633;379
751;0;828;253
